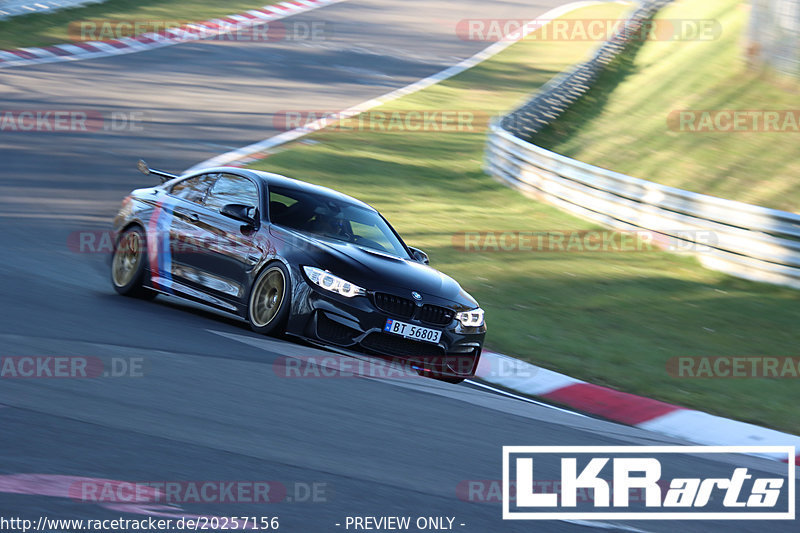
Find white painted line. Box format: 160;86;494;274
186;1;605;172
562;520;655;533
466;379;588;417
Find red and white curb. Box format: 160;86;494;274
0;0;348;69
0;0;103;21
477;350;800;465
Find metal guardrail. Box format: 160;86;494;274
501;0;674;138
484;0;800;289
486;125;800;288
747;0;800;79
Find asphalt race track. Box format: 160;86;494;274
0;0;797;531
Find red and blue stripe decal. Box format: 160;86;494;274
146;196;176;294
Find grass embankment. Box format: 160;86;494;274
532;0;800;212
0;0;280;50
241;2;799;433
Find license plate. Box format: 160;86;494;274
384;319;442;344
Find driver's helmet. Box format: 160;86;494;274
313;212;346;236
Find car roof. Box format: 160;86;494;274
227;168;376;212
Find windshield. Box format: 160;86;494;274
268;185;410;258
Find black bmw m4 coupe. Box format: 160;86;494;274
110;162;486;382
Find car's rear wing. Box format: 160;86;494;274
137;159;178;184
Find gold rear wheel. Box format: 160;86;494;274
111;226;155;299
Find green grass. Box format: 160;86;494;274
244;2;800;434
531;0;800;213
0;0;279;50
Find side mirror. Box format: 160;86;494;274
221;203;257;226
408;246;429;265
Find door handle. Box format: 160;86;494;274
176;210;200;223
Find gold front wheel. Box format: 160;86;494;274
112;230;143;288
248;264;290;334
250;267;285;327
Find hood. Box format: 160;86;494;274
271;227;477;308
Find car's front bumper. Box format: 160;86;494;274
287;277;486;378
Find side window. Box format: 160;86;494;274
350;220;395;253
170;174;216;204
204;174;259;213
268;191;299;225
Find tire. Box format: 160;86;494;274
111;225;156;299
247;262;291;336
424;371;465;384
415;362;467;384
435;375;466;384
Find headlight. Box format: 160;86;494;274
456;307;485;327
303;266;366;298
